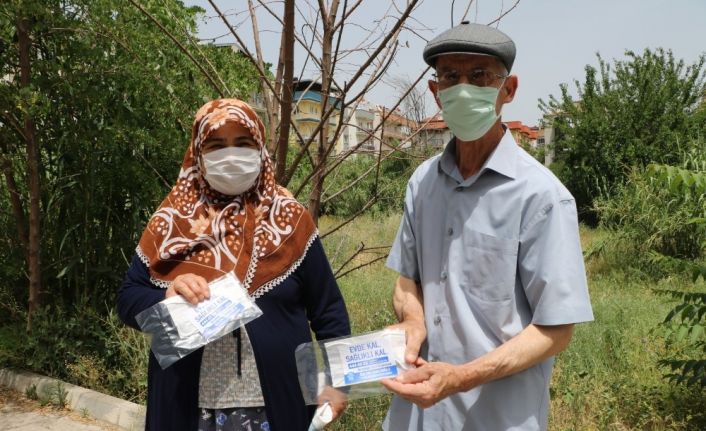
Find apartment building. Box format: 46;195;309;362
291;79;343;150
417;114;453;148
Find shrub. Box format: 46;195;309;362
5;304;149;403
594;145;706;273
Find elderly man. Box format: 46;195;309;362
381;22;594;430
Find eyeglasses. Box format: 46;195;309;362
432;68;507;87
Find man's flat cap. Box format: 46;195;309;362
423;21;516;72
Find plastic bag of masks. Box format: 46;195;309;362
136;273;262;368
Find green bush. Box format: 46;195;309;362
658;289;706;388
594;146;706;273
594;158;706;393
2;304;149;403
542;48;706;223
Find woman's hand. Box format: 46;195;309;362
165;273;210;305
318;385;348;424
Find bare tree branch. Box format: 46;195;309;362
460;0;476;23
335;254;388;279
321;193;378;238
248;0;278;151
487;0;521;26
207;0;280;102
333;241;364;276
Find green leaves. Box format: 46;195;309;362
541;48;706;224
658;288;706;387
0;0;260;309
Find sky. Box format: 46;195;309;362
184;0;706;127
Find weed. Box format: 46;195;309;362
25;384;38;400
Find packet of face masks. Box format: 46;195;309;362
295;329;412;404
135;273;263;369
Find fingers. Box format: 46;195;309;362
171;274;210;304
318;386;347;423
381;378;431;403
329;399;347;421
387;321;427;365
405;344;420;365
397;364;432;384
414;357;428;367
403;322;427;364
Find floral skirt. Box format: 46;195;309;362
199;407;270;431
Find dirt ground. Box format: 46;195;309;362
0;385;121;431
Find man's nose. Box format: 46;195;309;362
457;74;470;85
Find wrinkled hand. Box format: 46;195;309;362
381;358;463;408
165;273;210;305
388;319;427;365
318;385;347;423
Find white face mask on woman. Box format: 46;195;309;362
201;147;261;196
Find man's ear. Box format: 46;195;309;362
501;75;518;104
428;80;442;109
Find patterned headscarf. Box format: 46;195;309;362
137;99;317;297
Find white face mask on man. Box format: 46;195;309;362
438;83;503;142
201;147;261;196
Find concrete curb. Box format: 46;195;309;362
0;368;145;430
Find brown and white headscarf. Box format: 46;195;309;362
136;98;317;298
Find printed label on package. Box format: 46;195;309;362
191;296;245;339
324;330;406;387
183;273;251;339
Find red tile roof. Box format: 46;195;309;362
419;114;448;130
504;120;538;140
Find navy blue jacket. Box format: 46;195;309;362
117;237;351;431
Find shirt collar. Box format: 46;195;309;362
438;128;518;182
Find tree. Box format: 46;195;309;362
0;0;260;326
390;75;432;149
540;48;706;223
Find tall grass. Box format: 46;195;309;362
320;219;706;430
3;213;704;429
319;214;400;430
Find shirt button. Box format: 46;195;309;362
441;271;447;280
455;186;463;192
433;316;441;326
447;227;453;236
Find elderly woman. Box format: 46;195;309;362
117;99;350;431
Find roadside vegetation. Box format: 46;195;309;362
1;1;704;429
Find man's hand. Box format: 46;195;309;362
388;319;427;365
382;324;576;409
165;273;210;305
381;358;464;408
390;276;427;365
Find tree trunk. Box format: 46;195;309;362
307;3;338;223
0;145;29;257
17;16;42;332
247;0;279;154
274;0;295;183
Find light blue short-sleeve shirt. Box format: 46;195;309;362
384;131;594;431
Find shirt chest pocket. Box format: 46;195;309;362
459;230;518;302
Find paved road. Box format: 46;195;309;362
0;387;118;431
